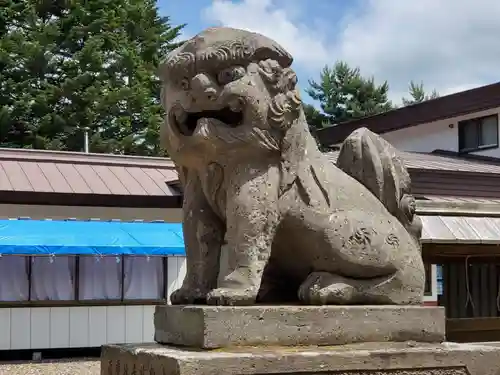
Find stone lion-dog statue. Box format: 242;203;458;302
159;27;425;306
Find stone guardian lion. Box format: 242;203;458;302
159;27;425;306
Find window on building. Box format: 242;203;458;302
458;114;498;152
0;255;169;306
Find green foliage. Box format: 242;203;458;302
302;103;329;131
401;80;440;106
0;0;184;155
305;61;393;126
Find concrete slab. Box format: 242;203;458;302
101;341;500;375
154;305;446;349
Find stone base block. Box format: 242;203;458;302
101;341;500;375
154;305;445;349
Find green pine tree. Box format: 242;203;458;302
0;0;184;155
306;61;393;125
302;103;330;131
401;80;439;106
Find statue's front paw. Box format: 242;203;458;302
206;288;258;306
170;287;208;305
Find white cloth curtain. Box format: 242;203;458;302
31;256;76;300
79;256;122;300
123;256;163;299
0;256;29;301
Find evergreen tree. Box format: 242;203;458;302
0;0;184;155
303;103;329;131
306;61;393;126
401;80;439;106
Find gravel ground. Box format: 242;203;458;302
0;358;100;374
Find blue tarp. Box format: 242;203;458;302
0;220;185;256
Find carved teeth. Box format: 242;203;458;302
173;107;187;123
170;107;191;135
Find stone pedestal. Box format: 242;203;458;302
100;305;500;375
154;305;446;348
102;341;500;375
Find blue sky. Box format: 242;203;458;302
158;0;358;105
157;0;500;105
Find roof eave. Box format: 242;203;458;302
316;81;500;146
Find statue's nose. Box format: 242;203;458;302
191;73;219;102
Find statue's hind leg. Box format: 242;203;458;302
292;208;426;305
297;268;424;305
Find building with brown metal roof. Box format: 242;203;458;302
316;81;500;149
0;147;187;353
1;142;500;342
327;147;500;340
5;145;500;250
316;82;500;341
0;148;182;221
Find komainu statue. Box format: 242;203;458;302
159;27;425;306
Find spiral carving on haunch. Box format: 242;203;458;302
159;27;424;306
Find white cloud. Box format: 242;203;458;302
174;30;193;43
202;0;500;102
337;0;500;101
202;0;330;70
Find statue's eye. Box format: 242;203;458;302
217;66;246;85
179;77;190;90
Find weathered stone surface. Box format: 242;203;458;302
101;341;500;375
159;26;425;307
154;305;445;349
289;371;467;375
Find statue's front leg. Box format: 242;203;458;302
170;171;224;305
207;168;279;306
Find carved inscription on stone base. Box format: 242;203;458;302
104;361;468;375
278;369;468;375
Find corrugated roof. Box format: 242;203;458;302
3;146;500;200
421;215;500;244
326;150;500;175
0;148;179;196
420;196;500;204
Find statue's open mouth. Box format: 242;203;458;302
172;106;244;136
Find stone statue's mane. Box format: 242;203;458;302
159;33;292;82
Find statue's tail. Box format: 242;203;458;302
336;127;422;244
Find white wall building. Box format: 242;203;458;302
317;82;500;320
319;82;500;158
0;149;187;351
